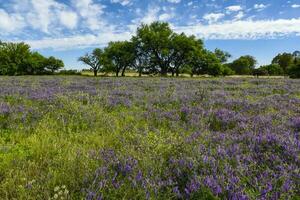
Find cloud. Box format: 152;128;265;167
24;31;133;50
0;9;25;33
110;0;132;6
159;13;173;21
139;7;160;24
167;0;181;3
291;4;300;8
203;13;225;24
226;5;242;13
59;10;78;29
174;18;300;40
254;4;269;11
72;0;105;31
16;17;300;51
26;0;61;33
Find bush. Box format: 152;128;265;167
288;63;300;78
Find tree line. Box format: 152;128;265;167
0;41;64;75
79;21;300;78
1;21;299;78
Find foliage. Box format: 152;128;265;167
102;41;135;77
256;64;284;76
272;53;294;75
228;55;257;75
214;48;231;63
0;41;63;75
78;48;104;77
288;63;300;78
0;76;299;199
82;22;226;77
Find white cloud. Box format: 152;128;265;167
0;9;25;33
174;18;300;40
226;5;242;13
234;11;244;20
110;0;132;6
203;13;225;24
291;4;300;8
16;18;300;51
72;0;105;30
159;13;173;21
254;4;268;10
25;31;133;50
59;10;78;29
140;7;160;24
26;0;61;33
167;0;181;3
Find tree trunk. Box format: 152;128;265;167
171;70;175;77
94;69;97;77
139;69;142;77
176;68;179;77
121;67;126;77
116;70;119;77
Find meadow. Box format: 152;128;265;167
0;76;299;200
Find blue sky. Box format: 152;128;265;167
1;0;300;69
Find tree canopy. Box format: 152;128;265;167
0;41;64;75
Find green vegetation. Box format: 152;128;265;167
0;41;64;75
0;77;299;199
1;22;300;78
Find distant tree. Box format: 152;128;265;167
222;64;235;76
188;49;223;77
103;41;135;77
78;48;104;77
0;41;64;76
288;62;300;78
258;64;283;76
45;56;64;73
229;55;257;75
214;48;231;63
0;42;31;75
272;53;293;75
292;51;300;64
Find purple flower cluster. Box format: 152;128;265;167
0;76;299;199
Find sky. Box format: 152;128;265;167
1;0;300;69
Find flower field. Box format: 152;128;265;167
0;76;299;200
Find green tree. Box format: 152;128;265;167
45;56;64;73
188;49;223;77
214;48;231;63
78;48;104;77
288;63;300;78
131;36;150;77
258;64;283;76
272;53;293;75
229;55;257;75
0;42;31;75
170;33;204;77
103;41;135;77
135;22;174;75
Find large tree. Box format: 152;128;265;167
103;41;135;77
135;22;174;75
170;33;203;77
78;48;104;77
